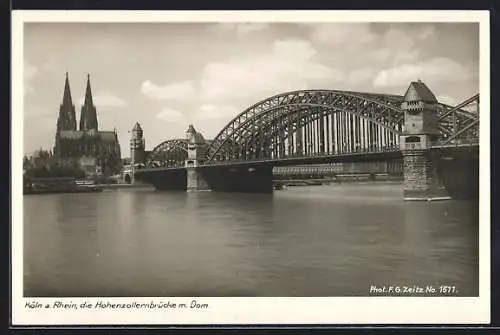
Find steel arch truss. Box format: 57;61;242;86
438;94;479;145
206;90;479;162
145;139;188;168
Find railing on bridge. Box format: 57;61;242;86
273;160;403;179
202;145;401;166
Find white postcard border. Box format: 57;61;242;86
11;10;491;325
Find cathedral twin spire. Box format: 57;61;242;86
79;74;98;131
57;73;98;133
62;72;73;108
57;72;77;132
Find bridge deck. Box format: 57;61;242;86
135;143;478;174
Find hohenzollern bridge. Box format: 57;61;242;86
126;80;479;201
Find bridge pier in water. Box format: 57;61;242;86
186;166;210;191
402;150;449;200
185;125;210;192
198;165;274;193
135;168;187;190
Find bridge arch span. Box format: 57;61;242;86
206;89;475;162
146;139;188;168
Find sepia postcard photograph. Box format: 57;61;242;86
12;10;490;325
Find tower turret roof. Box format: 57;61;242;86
186;124;196;134
403;80;438;103
186;124;205;143
132;122;143;132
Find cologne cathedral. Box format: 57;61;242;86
53;73;122;176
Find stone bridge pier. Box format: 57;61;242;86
185;125;210;192
185;124;273;193
135;168;187;190
198;165;274;193
401;149;450;200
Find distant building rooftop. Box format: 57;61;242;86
59;130;118;142
59;130;84;140
99;131;117;142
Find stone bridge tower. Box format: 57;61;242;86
185;124;210;191
126;122;145;184
400;80;448;200
130;122;146;163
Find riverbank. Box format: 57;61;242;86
24;185;104;195
98;183;155;190
24;177;104;195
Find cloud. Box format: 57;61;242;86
193;104;239;121
78;92;127;107
24;63;37;81
42;61;58;73
210;23;270;35
24;63;37;96
24;85;34;96
373;57;471;88
417;25;436;40
156;107;185;122
436;95;458;106
200;38;341;101
273;39;316;60
308;23;435;49
307;23;437;71
141;80;196;101
309;23;377;49
236;23;270;35
24;106;54;119
23;106;58;155
347;68;377;86
94;94;127;107
381;27;421;65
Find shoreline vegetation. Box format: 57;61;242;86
23;149;122;195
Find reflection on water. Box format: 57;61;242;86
23;184;479;297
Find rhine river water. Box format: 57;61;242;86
23;183;479;297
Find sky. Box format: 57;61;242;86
23;22;479;158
